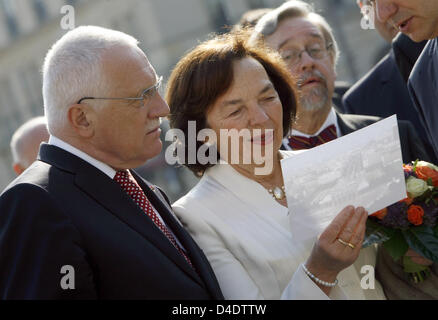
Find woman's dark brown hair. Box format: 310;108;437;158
166;30;298;176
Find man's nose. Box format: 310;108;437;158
149;94;170;118
297;51;315;72
375;0;397;23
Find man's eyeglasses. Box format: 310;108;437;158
77;76;163;105
280;43;333;67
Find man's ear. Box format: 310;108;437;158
68;104;95;138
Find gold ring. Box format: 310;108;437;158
337;238;355;249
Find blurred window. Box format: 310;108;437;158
205;0;229;32
246;0;266;9
1;0;19;38
33;0;47;23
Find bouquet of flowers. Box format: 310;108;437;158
364;160;438;283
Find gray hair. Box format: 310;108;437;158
252;1;339;65
42;26;140;135
10;116;49;168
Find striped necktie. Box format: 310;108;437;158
288;124;338;150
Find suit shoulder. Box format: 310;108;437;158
343;54;393;103
172;176;222;220
2;161;50;193
0;175;77;233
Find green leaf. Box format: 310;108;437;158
402;255;429;273
383;230;409;261
402;226;438;262
362;219;395;248
413;159;419;172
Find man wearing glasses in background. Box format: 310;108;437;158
251;0;428;165
0;26;223;300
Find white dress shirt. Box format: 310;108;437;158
48;135;185;249
282;108;342;150
172;150;386;300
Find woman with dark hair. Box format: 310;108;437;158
166;31;385;299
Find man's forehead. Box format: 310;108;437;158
268;17;324;48
100;47;157;96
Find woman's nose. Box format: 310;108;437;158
249;104;269;126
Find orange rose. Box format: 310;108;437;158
399;197;413;205
407;205;424;226
415;165;438;187
370;208;387;220
403;164;413;173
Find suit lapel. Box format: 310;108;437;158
336;112;354;136
39;144;207;290
132;171;223;298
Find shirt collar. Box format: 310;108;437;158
290;107;341;138
204;152;292;216
48;135;117;179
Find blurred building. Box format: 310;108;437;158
0;0;387;201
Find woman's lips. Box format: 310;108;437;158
252;130;274;145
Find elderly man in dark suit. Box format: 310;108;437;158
252;0;429;163
342;1;434;162
374;0;438;162
0;26;223;300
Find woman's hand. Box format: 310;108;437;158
304;206;368;294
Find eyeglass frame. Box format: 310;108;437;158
76;76;163;105
279;42;334;67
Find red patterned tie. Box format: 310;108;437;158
114;170;194;269
288;124;338;150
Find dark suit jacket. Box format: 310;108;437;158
0;144;224;300
341;35;434;161
392;33;428;83
408;37;438;161
282;112;430;164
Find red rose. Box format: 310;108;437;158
415;166;438;187
370;208;387;220
399;197;413;205
407;205;424;226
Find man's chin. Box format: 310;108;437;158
300;96;328;112
406;31;427;42
407;24;438;42
142;141;163;161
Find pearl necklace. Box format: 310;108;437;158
267;186;286;201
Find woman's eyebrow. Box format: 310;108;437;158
259;83;275;95
222;99;243;108
221;83;275;107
